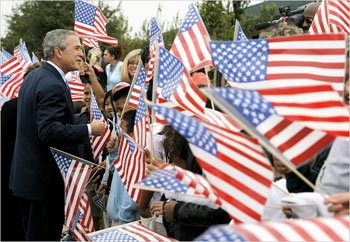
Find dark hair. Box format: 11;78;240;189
103;90;114;113
122;110;136;134
141;45;150;66
160;125;202;174
73;101;86;114
146;78;153;101
112;86;130;102
23;61;45;79
106;45;124;60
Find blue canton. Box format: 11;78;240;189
72;207;84;230
158;47;183;100
151;104;217;156
178;3;200;34
18;43;31;62
138;168;191;194
51;151;72;177
134;90;146;126
134;62;147;86
91;228;137;242
212;88;277;127
1;48;14;60
209;40;269;83
195;225;247;242
32;52;39;64
75;0;97;26
0;73;12;85
94;194;104;210
150;17;163;47
237;24;248;41
90;90;102;120
0;54;7;65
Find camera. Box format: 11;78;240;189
255;5;305;31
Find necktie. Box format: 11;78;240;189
64;79;71;95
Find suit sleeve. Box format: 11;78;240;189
36;78;88;146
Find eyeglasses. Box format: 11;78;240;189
128;62;137;66
305;17;313;25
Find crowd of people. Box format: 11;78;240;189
1;1;349;241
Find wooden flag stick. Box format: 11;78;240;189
50;147;110;171
200;88;327;199
142;84;155;156
272;183;290;196
204;68;215;110
266;205;283;210
120;60;142;121
133;184;205;198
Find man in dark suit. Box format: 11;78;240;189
9;29;105;240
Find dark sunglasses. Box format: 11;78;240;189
305;17;313;25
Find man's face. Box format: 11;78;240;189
302;13;314;32
59;35;83;73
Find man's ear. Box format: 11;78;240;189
54;46;63;59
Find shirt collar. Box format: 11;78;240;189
47;61;67;82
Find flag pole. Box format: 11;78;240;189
200;88;327;199
142;84;155;156
50;147;110;171
120;59;142;121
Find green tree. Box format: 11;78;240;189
1;1;75;58
240;1;277;39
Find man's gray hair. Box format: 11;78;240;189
42;29;78;60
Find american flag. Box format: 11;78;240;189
90;89;111;161
206;87;335;168
152;104;273;223
157;46;206;116
82;38;101;52
136;163;206;196
200;108;242;132
1;48;14;60
146;17;164;84
133;89;148;148
113;131;145;204
93;193;104;211
209;33;347;95
0;57;24;75
72;192;94;242
31;52;39;64
16;42;32;72
50;148;92;230
0;54;12;85
68;79;85;102
257;85;350;138
233;19;248;41
74;0;118;46
0;94;9;109
196;216;350;241
0;72;24;99
13;46;19;57
170;3;212;72
89;221;176;241
308;0;350;35
125;61;147;109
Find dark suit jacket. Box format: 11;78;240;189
10;62;89;202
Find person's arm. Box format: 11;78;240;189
138;190;154;218
84;62;105;110
325;192;350;215
36;79;89;145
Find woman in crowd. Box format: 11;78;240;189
88;48;107;91
120;49;142;84
104;45;124;91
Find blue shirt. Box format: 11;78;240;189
106;61;123;91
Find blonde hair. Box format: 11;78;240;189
259;22;304;39
88;48;102;67
120;49;142;83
